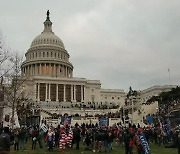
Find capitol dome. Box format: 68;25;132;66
30;11;65;49
31;32;65;49
21;10;73;78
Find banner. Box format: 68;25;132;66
146;115;153;124
99;118;109;126
61;116;71;125
139;132;151;154
41;123;48;132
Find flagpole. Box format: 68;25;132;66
168;69;171;85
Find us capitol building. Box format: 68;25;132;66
21;11;126;117
20;11;176;124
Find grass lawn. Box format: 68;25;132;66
10;141;178;154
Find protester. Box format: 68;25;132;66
1;115;179;154
13;128;19;151
46;128;55;151
73;125;81;150
123;128;130;154
54;128;60;147
31;126;38;150
105;129;113;152
37;129;44;149
129;137;133;154
19;127;27;150
0;127;11;154
84;128;92;150
134;131;143;154
59;125;67;151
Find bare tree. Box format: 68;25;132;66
3;53;34;128
0;32;12;84
0;32;33;128
0;31;12;126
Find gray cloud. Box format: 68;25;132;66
0;0;179;91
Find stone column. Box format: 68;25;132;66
35;64;38;75
63;65;65;77
32;65;34;75
27;66;29;75
54;64;56;76
45;84;48;101
45;63;46;75
35;64;36;75
37;83;40;101
67;68;69;77
40;64;42;75
84;86;86;102
74;85;76;102
34;65;35;75
31;65;33;75
56;84;58;101
81;85;83;102
71;85;73;102
29;65;30;75
23;67;25;76
63;84;66;102
66;67;67;77
49;84;51;101
33;64;35;75
64;66;66;77
29;65;32;75
66;67;68;77
29;65;30;76
57;65;60;76
62;66;64;77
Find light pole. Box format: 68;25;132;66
131;98;134;123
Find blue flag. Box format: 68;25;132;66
61;116;71;125
139;132;151;154
99;118;109;126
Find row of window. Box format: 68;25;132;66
32;38;61;46
91;89;120;100
27;51;68;61
22;64;72;77
101;95;120;100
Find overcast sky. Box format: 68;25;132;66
0;0;180;92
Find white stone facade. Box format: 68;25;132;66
139;85;177;104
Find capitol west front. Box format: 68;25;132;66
21;12;125;116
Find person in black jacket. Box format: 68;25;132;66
0;127;11;154
105;129;114;152
73;126;81;149
123;128;130;154
84;128;92;150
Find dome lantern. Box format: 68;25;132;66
30;10;65;49
43;10;53;33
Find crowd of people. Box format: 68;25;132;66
0;121;180;154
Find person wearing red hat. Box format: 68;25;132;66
134;130;143;154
